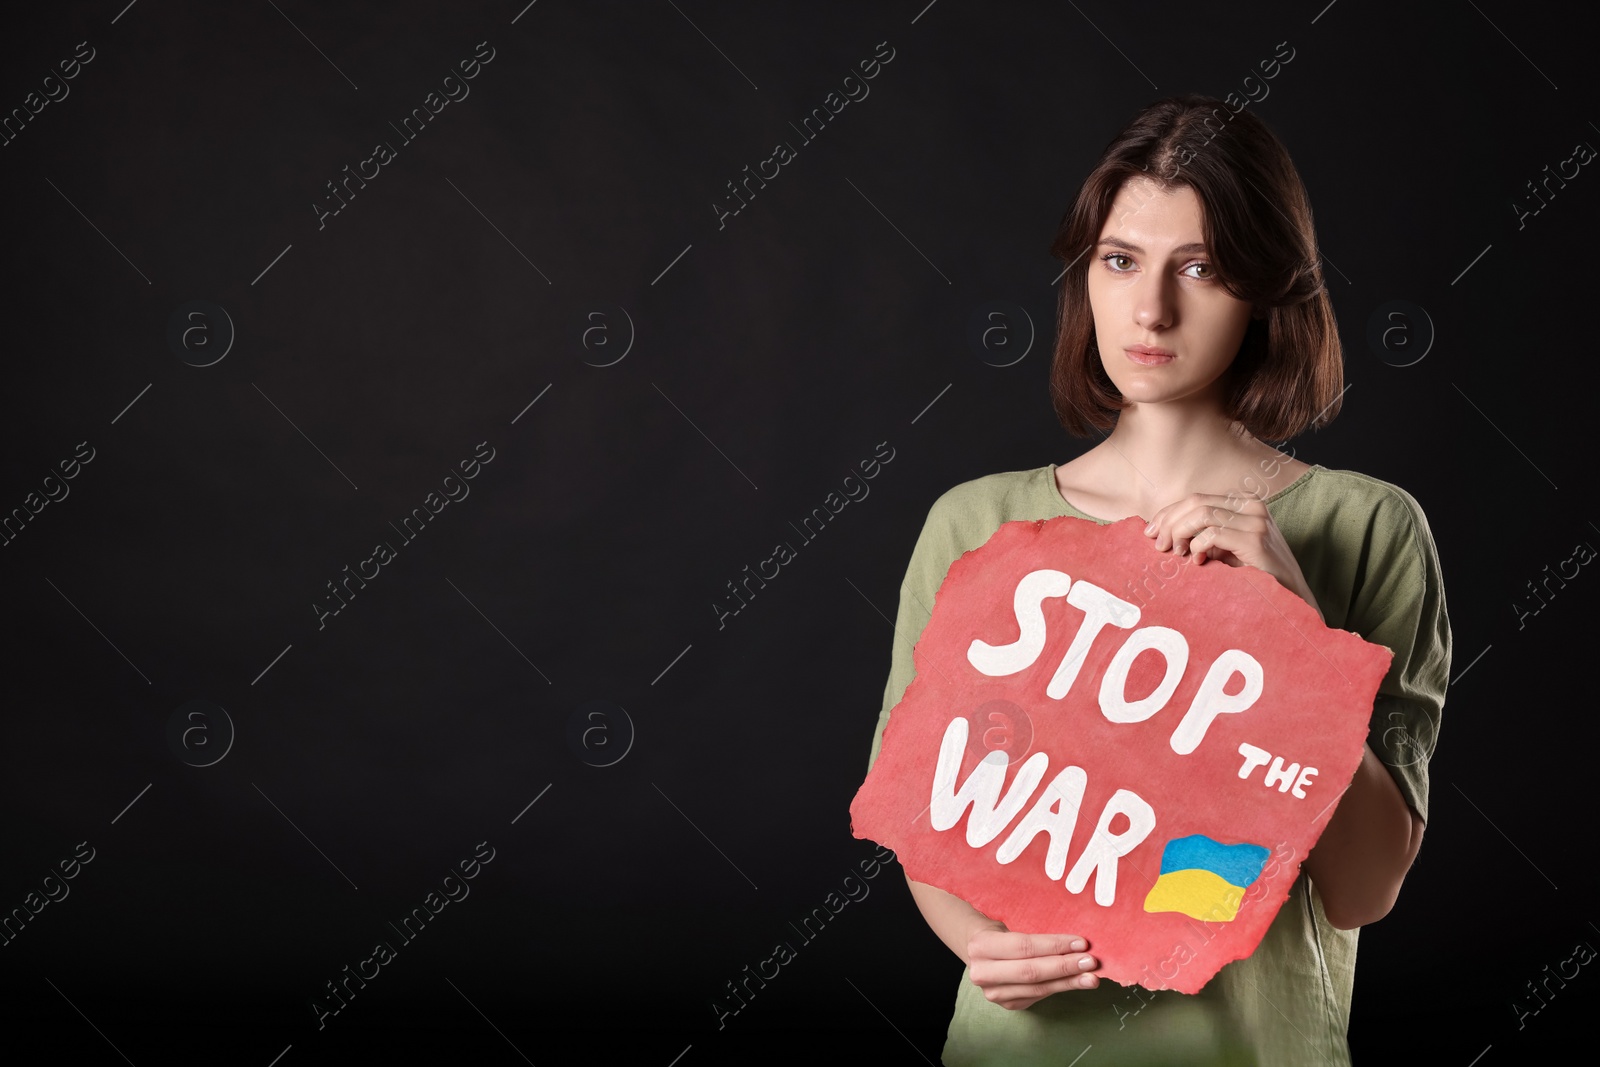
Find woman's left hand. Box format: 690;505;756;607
1143;493;1322;619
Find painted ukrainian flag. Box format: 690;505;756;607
1143;835;1271;923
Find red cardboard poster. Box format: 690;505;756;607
850;515;1392;993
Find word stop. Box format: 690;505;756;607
967;569;1266;755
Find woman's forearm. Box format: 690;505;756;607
1302;743;1424;929
906;873;1004;964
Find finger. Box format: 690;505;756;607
1151;494;1248;525
982;971;1102;1008
969;952;1098;989
1228;494;1269;516
1168;511;1232;556
1187;529;1228;566
1149;501;1232;554
1189;525;1262;568
970;931;1088;961
1177;507;1272;556
1143;500;1191;548
1143;495;1204;542
1149;494;1268;550
1197;543;1247;567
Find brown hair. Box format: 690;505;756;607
1048;94;1342;441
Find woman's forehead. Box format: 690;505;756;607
1100;181;1206;248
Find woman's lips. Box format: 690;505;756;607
1125;347;1174;365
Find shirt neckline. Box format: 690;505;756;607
1042;462;1323;524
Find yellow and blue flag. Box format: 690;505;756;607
1143;834;1270;923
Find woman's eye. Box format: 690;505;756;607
1103;253;1134;271
1185;261;1214;280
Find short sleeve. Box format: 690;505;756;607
1346;486;1451;824
864;492;965;775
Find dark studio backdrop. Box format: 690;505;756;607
1;1;1594;1064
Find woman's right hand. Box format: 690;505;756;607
966;921;1102;1010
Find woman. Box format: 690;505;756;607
863;94;1451;1065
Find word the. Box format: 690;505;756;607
1235;743;1317;798
314;41;496;230
712;843;895;1028
1149;41;1295;180
1512;938;1594;1029
713;41;896;230
2;440;95;547
1513;140;1595;230
314;441;496;630
1111;840;1295;1025
0;40;95;149
0;841;96;946
713;441;895;630
310;840;495;1029
1513;538;1595;629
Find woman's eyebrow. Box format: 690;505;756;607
1096;236;1208;254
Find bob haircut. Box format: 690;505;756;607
1049;94;1343;442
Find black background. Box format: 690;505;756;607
1;1;1594;1064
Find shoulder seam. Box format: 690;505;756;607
1317;470;1430;587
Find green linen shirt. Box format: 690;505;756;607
864;463;1451;1066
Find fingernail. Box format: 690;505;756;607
1143;521;1155;534
1069;938;1086;952
1078;955;1096;969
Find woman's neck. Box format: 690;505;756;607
1092;403;1283;514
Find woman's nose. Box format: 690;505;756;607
1134;277;1174;330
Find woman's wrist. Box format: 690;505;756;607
963;915;1006;963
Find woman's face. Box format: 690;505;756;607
1086;177;1256;410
